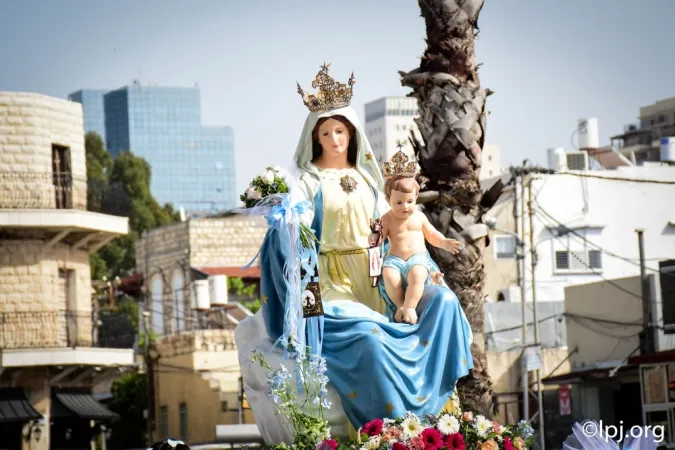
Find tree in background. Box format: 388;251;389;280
108;372;148;450
85;132;180;280
229;276;261;314
399;0;503;416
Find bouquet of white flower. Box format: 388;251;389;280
240;166;317;250
241;166;289;208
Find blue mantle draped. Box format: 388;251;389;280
258;187;473;428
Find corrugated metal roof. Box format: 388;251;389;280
51;389;119;422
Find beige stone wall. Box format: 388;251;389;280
482;189;520;302
189;215;267;268
0;91;87;210
137;221;191;334
136;216;267;334
0;240;93;348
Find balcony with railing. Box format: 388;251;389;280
0;172;86;210
0;310;136;350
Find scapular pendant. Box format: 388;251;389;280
340;174;357;194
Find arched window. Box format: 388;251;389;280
172;270;185;332
151;275;164;335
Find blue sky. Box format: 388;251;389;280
1;0;673;197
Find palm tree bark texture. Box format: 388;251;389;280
399;0;504;417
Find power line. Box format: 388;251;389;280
555;171;675;185
533;212;645;300
534;202;675;279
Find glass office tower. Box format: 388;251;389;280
102;84;235;214
68;89;108;142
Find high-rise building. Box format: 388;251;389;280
68;89;108;142
364;96;501;180
69;84;236;214
364;96;420;165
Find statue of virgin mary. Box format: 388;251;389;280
235;64;473;444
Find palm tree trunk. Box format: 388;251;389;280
400;0;503;417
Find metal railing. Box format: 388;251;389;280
0;310;135;350
0;172;86;210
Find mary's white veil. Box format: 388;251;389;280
292;106;385;193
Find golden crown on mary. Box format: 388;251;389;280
382;140;418;178
297;63;355;112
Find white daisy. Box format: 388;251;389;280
361;436;381;450
401;415;423;438
474;415;492;438
438;414;460;435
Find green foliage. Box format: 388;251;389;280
108;371;147;450
228;276;261;314
85;134;180;280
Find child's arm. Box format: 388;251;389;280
421;213;462;255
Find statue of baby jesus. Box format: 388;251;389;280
380;174;462;324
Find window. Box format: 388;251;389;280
553;228;603;273
554;249;602;271
161;405;169;439
52;144;72;209
179;403;188;441
494;235;516;259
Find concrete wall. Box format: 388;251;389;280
0;240;92;348
528;169;675;303
484;301;567;351
488;347;571;394
482;187;519;302
0;92;87;210
564;276;643;367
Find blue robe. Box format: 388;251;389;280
259;186;473;427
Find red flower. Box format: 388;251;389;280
503;437;515;450
392;443;409;450
421;428;444;449
443;433;466;450
363;419;384;437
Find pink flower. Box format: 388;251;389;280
383;427;403;442
443;433;466;450
421;428;443;449
492;421;503;435
392;443;409;450
410;436;426;450
363;419;384;437
462;411;473;422
503;437;515;450
317;440;338;450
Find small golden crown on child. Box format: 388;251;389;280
297;63;355;112
382;141;418;178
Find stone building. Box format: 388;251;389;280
134;213;267;444
0;92;133;450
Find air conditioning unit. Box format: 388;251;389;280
566;151;589;170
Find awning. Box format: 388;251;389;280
542;360;636;385
0;388;42;423
51;389;119;422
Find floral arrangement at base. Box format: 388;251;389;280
252;351;534;450
240;166;317;250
